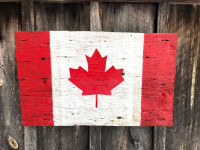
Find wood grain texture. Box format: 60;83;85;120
0;3;24;150
34;3;90;150
2;1;199;150
38;0;200;3
101;2;156;150
22;0;34;31
90;2;102;31
35;2;90;31
154;3;200;150
102;3;156;33
1;0;200;4
0;0;21;2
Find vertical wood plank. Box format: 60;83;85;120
24;127;37;150
21;0;34;31
21;0;37;150
64;3;90;31
101;3;156;150
37;127;60;150
154;3;200;150
0;3;24;150
103;3;156;33
35;3;64;30
90;2;102;31
89;2;102;150
34;3;90;150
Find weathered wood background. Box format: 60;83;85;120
0;1;199;150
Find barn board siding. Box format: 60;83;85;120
35;3;90;31
0;0;200;4
0;1;200;150
102;3;156;33
0;3;24;150
154;3;200;150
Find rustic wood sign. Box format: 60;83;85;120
15;31;177;126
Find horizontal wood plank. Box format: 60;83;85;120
0;0;21;2
0;0;200;4
36;0;200;3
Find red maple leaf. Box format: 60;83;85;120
68;49;124;108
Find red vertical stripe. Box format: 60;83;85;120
15;31;54;126
141;33;177;126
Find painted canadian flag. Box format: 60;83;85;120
15;31;177;126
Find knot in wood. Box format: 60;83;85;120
8;135;18;149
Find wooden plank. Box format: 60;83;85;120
22;0;34;31
21;0;38;150
0;0;21;2
103;3;156;33
33;0;200;4
0;3;24;150
90;2;102;31
89;2;102;150
101;3;156;149
154;3;200;150
34;2;89;150
34;3;64;30
0;0;200;4
90;126;101;150
24;127;37;150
